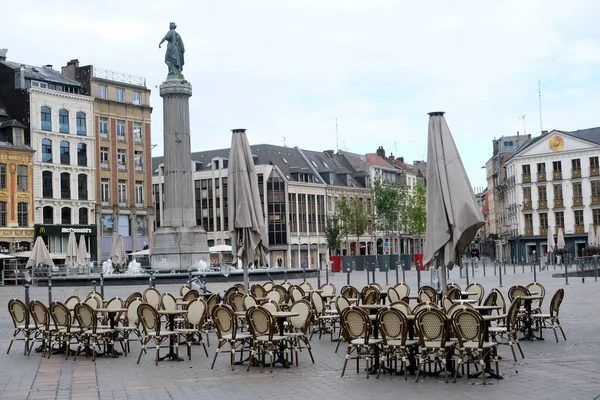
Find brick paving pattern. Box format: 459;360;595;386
1;261;599;399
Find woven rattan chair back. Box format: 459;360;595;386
413;301;440;316
289;300;312;332
75;303;97;331
243;295;258;311
378;307;409;345
281;282;291;290
230;293;245;312
447;303;473;319
483;291;498;307
187;298;208;326
370;282;383;291
212;305;236;339
446;287;461;301
224;287;239;305
138;303;160;335
262;300;280;313
64;296;80;310
206;294;219;316
251;284;267;298
106;297;124;309
272;285;288;304
125;292;143;306
363;290;379;305
265;290;281;304
508;285;530;303
299;282;313;292
506;297;522;329
8;298;29;328
84;296;99;309
420;286;438;303
418;291;433;304
50;302;71;330
387;287;401;304
30;300;50;329
491;288;506;314
180;285;191;296
320;283;336;297
289;286;305;303
549;288;564;317
341;285;359;299
453;308;484;343
126;298;142;325
416;308;446;342
311;292;326;314
390;300;411;315
448;283;462;292
393;283;410;299
442;296;454;313
341;307;370;341
526;282;546;308
161;293;177;311
143;288;161;309
247;306;274;340
466;283;485;305
183;290;199;301
335;296;351;314
87;291;104;302
233;284;246;295
263;282;274;291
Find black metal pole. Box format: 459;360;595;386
303;267;306;283
533;259;537;282
483;258;486;277
24;284;30;306
385;261;389;286
371;262;376;284
317;263;321;289
401;261;406;283
47;274;53;304
100;272;104;297
346;264;351;286
188;270;192;287
498;260;503;288
366;264;370;285
325;262;329;284
416;262;421;290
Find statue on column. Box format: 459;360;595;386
159;22;185;76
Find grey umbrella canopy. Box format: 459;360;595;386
423;112;484;295
66;231;78;268
110;232;126;266
26;236;55;270
556;227;566;250
547;226;555;253
588;223;596;246
228;129;269;290
77;235;89;266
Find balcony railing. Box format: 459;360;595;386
553;170;562;180
59;123;69;134
41;121;51;131
554;199;564;208
118;163;126;171
591;166;599;177
522;174;531;183
575;225;584;234
99;131;109;140
135;202;144;209
101;200;110;207
134;136;142;144
540;227;548;236
101;162;109;170
573;197;583;206
523;201;532;210
118;202;128;208
537;172;546;182
117;134;126;142
525;227;533;236
538;200;548;209
592;196;600;205
571;168;582;178
134;165;143;172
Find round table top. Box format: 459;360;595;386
520;295;543;300
271;311;299;318
454;299;477;304
474;305;502;310
483;314;506;321
359;304;386;310
158;309;188;315
96;308;127;313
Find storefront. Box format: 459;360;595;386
34;224;98;261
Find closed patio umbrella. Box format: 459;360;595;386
588;223;596;247
228;129;269;291
596;226;600;247
66;230;78;268
423;112;484;295
556;227;566;250
547;226;555;253
110;232;126;266
26;236;55;270
77;235;89;266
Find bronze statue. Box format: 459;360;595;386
159;22;185;76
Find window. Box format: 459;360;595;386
98;85;107;99
79;208;88;225
539;212;548;229
78;174;88;200
571;158;581;171
117;149;127;170
0;202;6;227
61;207;71;225
116;88;125;102
41;106;51;131
43;206;53;224
118;180;127;204
524;213;533;228
574;210;583;227
133;91;141;105
537;163;545;173
594;209;600;227
573;182;582;198
592;181;600;198
42;138;53;163
522;164;530;175
591;156;599;169
101;179;110;203
17;203;28;227
552;161;562;172
135;181;144;204
42;171;53;198
59;109;69;133
76;112;86;135
133;122;142;143
555;211;564;228
100;147;109;169
538;185;547;201
523;187;531;202
17;165;28;191
134;151;143;171
553;184;563;200
60;140;70;165
99;117;109;135
0;164;5;189
117;120;126;140
77;143;87;166
60;172;70;199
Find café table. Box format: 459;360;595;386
96;307;127;357
518;295;544;341
359;304;386;372
469;308;505;380
157;309;188;361
271;311;299;368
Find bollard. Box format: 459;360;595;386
100;272;105;297
483;258;486;277
471;258;475;278
24;284;30;306
372;262;376;284
465;263;470;286
303;267;307;283
202;272;208;293
513;262;516;274
581;261;585;284
498;260;503;287
533;261;537;283
395;263;399;285
416;263;421;290
594;257;598;282
522;260;525;273
346;264;351;285
401;261;406;283
503;259;507;275
565;263;569;285
47;273;53;304
385;261;389;286
92;280;97;293
459;265;463;278
284;266;288;283
317;264;321;289
188;270;193;287
366;264;370;285
494;260;497;276
326;262;329;285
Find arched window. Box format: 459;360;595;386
41;106;51;131
59;109;69;133
42;138;53;163
43;206;54;224
76;112;86;135
77;143;87;166
79;208;88;225
61;207;71;225
60;172;70;199
42;171;53;198
78;173;88;200
60;140;70;165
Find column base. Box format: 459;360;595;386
151;226;210;272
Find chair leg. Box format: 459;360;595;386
155;342;160;366
480;351;486;385
7;330;17;355
211;341;223;369
341;346;351;377
558;319;566;340
230;342;236;371
415;353;423;382
303;337;315;363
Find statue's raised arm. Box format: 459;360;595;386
160;22;185;76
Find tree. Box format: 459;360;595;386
372;179;401;254
324;211;344;256
408;182;427;252
395;183;412;252
346;196;372;256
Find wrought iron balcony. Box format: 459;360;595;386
554;199;564;208
573;197;583;206
522;174;531;183
538;200;548;209
537;172;546;182
575;225;584;234
522;201;532;210
553;170;562;180
571;168;581;178
525;228;534;236
591;167;599;177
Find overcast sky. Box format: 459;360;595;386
4;0;600;188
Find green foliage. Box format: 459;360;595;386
372;179;401;234
408;182;427;237
337;195;372;245
324;212;344;254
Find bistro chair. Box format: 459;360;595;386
389;301;412;316
29;300;51;357
387;287;401;304
210;305;251;370
446;288;461;301
488;297;524;361
7;298;34;355
376;307;419;380
415;308;455;383
262;300;280;313
465;283;485;305
251;284;267;299
284;300;315;365
182;290;200;302
339;307;382;378
531;288;566;342
334;296;352;353
116;298;143;353
74;303;114;362
310;292;338;340
176;298;209;360
340;285;359;300
419;286;438;304
136;303;179;366
246;306;288;373
263;282;274;291
48;301;80;359
281;282;292;291
393;283;410;299
143;288;161;309
320;283;336;297
64;296;80;311
299;282;313;292
243;295;258;311
526;282;546;313
180;285;191;297
288;285;305;303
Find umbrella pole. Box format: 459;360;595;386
439;258;448;296
243;256;250;292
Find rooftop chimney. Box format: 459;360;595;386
541;130;549;136
67;59;79;67
376;146;385;158
0;48;7;61
399;157;404;163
